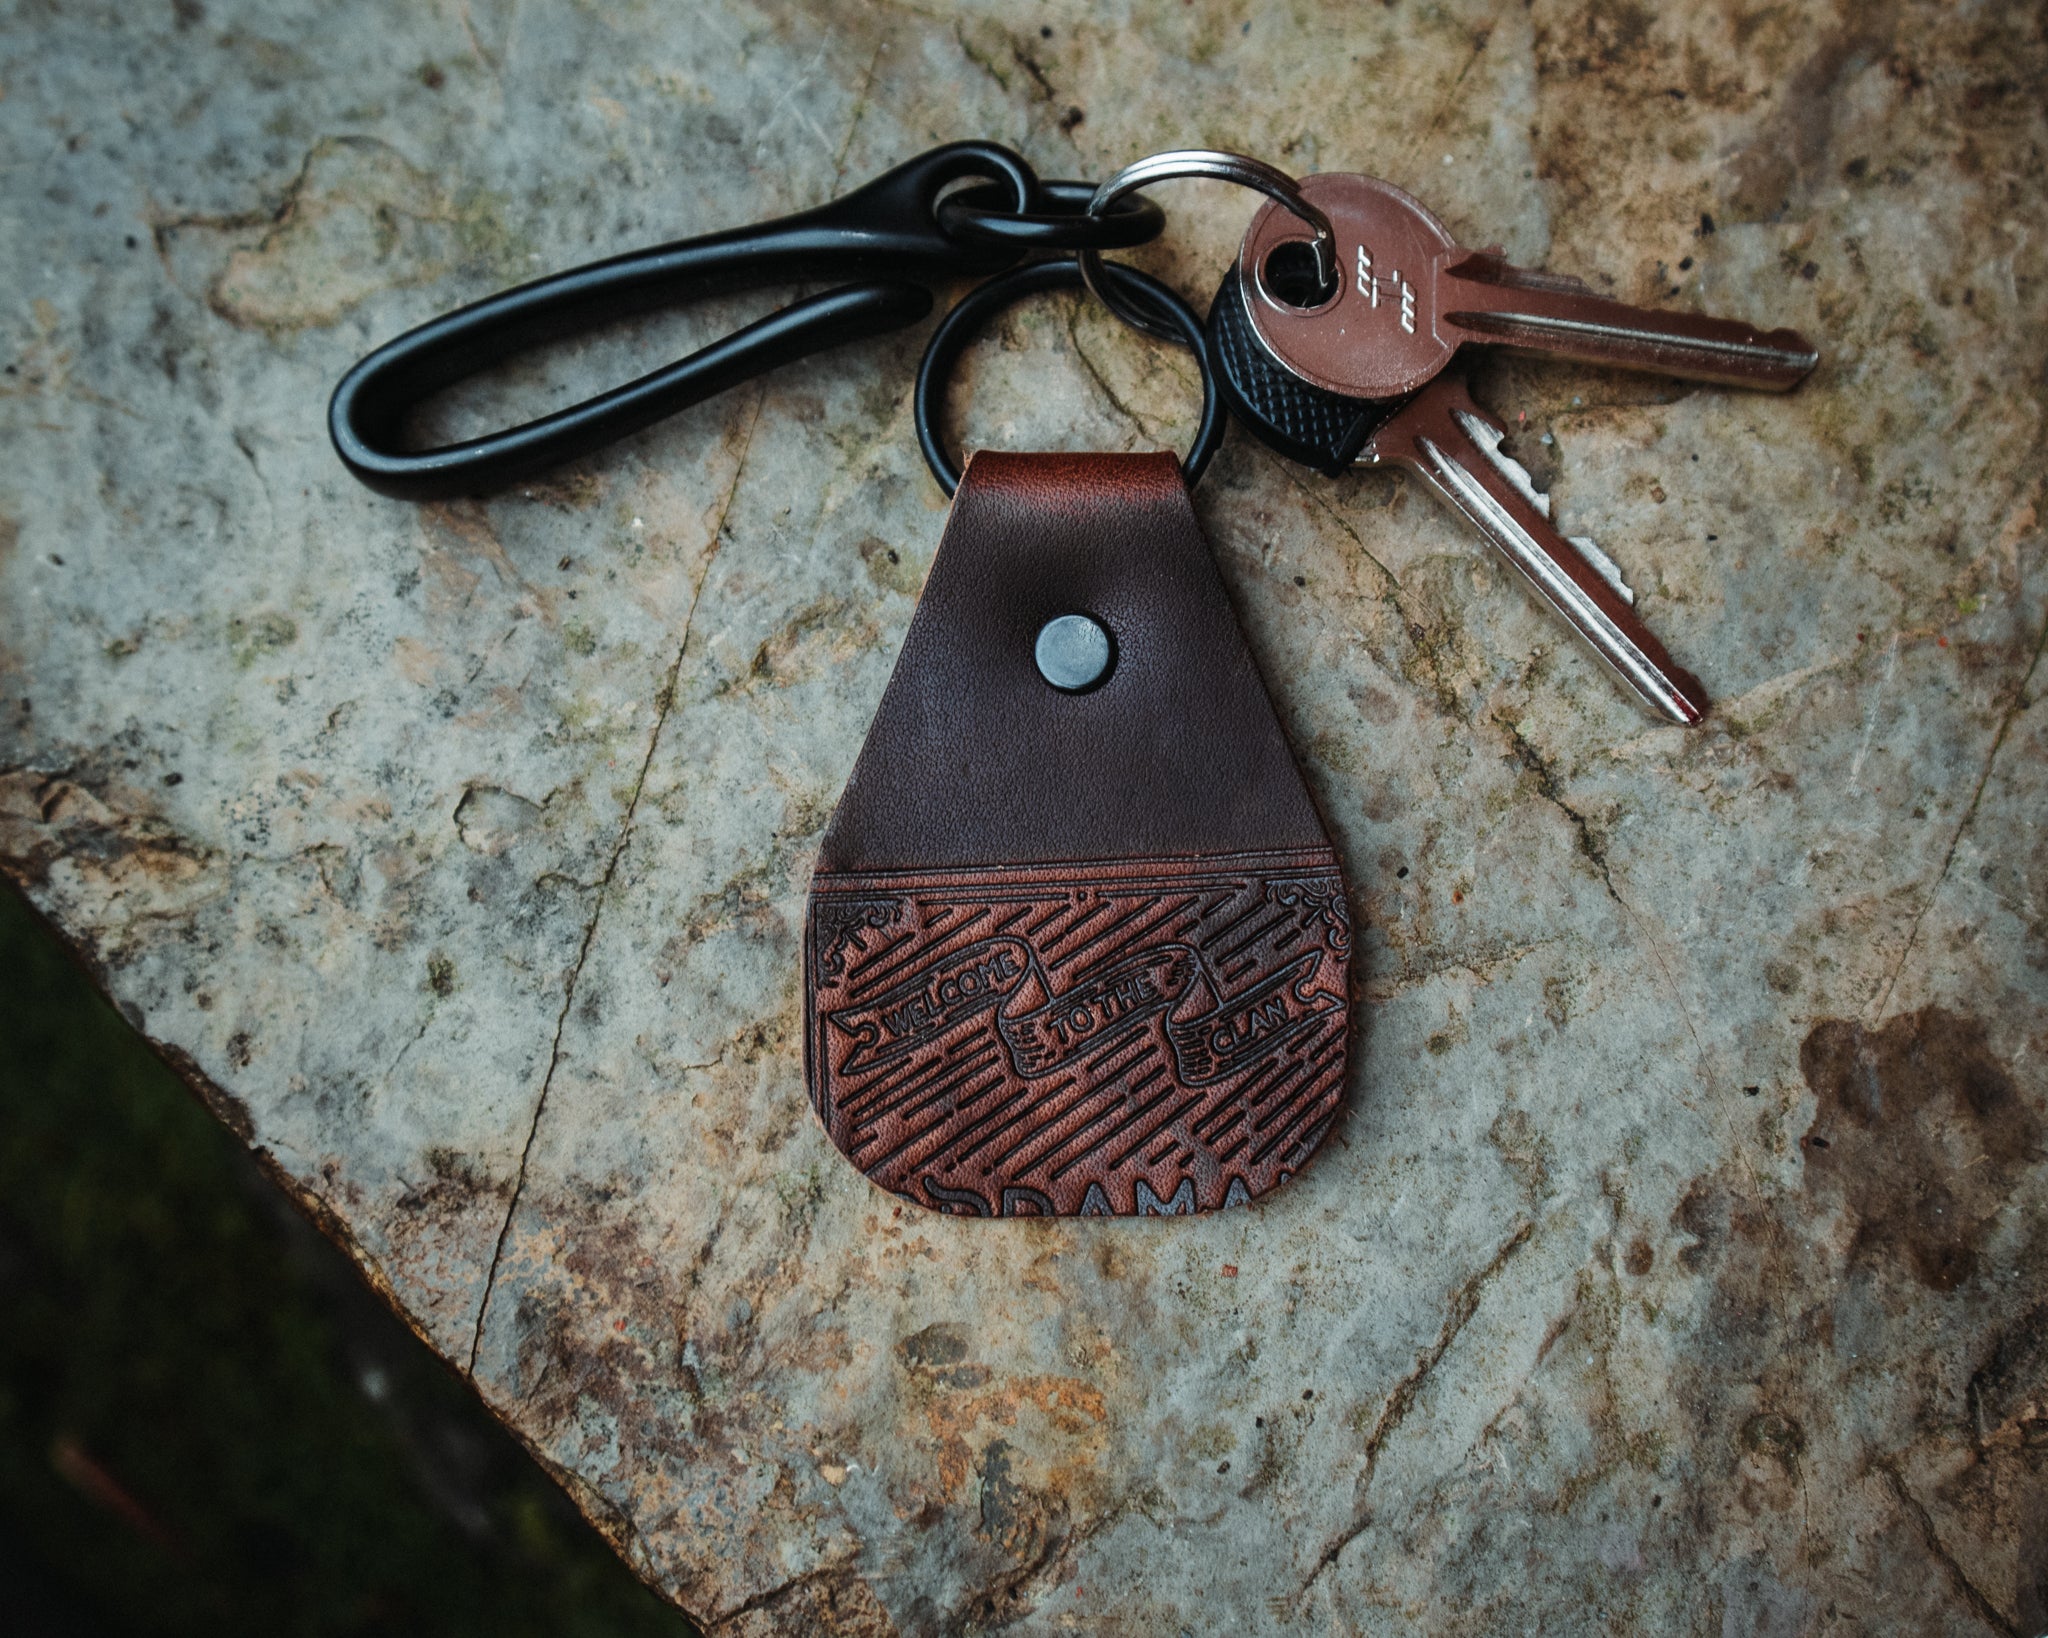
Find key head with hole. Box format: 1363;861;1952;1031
1239;172;1467;401
1242;172;1820;400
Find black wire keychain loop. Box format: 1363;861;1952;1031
914;258;1226;497
330;142;1033;501
331;143;1169;503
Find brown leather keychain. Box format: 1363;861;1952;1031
804;260;1352;1218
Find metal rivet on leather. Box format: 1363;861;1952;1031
1034;613;1113;691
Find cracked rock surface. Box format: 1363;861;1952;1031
4;2;2046;1632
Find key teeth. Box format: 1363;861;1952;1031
1568;536;1635;605
1446;404;1528;489
1449;406;1639;606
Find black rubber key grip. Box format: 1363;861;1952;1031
1206;268;1410;477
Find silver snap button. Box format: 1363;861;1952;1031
1034;613;1112;692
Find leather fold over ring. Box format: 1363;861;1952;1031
914;258;1226;497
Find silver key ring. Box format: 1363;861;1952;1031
1078;150;1337;339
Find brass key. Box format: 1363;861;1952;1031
1236;172;1818;401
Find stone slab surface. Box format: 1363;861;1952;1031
3;2;2046;1632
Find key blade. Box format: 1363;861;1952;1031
1365;378;1710;726
1440;254;1819;391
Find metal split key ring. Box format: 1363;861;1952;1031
913;258;1226;496
1077;150;1337;340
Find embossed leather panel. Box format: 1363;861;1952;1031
804;451;1350;1216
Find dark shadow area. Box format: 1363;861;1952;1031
0;885;696;1638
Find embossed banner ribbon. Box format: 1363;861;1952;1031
1164;953;1342;1085
995;943;1200;1077
830;933;1341;1090
828;937;1040;1075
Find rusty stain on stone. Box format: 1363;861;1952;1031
1800;1006;2039;1291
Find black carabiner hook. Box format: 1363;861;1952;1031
330;143;1041;501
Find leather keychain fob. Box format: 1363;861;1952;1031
804;261;1352;1218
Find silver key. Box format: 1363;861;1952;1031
1362;373;1709;726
